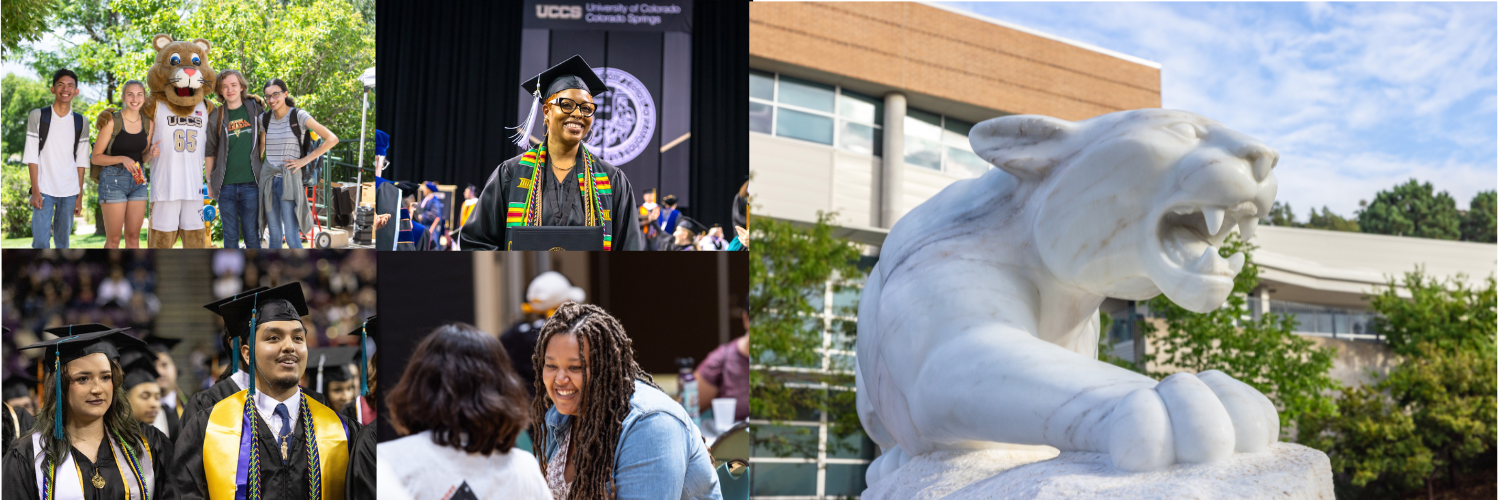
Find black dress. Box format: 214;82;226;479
2;423;175;500
458;149;644;251
171;397;360;500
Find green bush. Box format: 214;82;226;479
2;165;32;238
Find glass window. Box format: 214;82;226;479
943;117;973;146
749;101;773;135
825;464;871;496
827;430;879;459
838;121;880;156
751;462;817;496
946;147;991;177
776;108;834;145
750;70;774;101
776;75;835;113
904;109;942;140
905;136;942;170
753;424;819;457
839;90;882;123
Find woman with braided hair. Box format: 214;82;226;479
532;303;721;500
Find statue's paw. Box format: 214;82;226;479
1107;372;1279;472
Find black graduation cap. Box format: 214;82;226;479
17;324;143;438
677;216;706;235
309;346;359;392
118;344;161;392
3;372;37;401
204;286;271;375
511;55;609;148
217;283;310;395
142;334;182;355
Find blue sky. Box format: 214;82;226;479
943;2;1498;219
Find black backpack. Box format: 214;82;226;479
37;107;85;160
260;107;321;184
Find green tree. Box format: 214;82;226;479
1460;190;1495;243
1;73;56;162
1305;206;1359;232
1139;232;1340;433
1301;271;1496;498
1358;179;1461;240
1262;200;1298;227
2;0;56;58
750;212;863;457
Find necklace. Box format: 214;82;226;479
91;468;104;489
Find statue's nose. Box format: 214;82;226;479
1236;143;1278;183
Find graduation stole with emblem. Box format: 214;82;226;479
506;141;614;250
34;430;154;500
202;390;348;500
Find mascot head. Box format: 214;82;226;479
970;109;1279;313
148;34;216;117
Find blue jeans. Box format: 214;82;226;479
267;176;302;249
31;193;76;249
219;182;260;249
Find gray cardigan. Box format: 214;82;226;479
256;108;314;236
204;95;266;198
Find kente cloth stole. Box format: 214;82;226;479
203;390;348;500
506;142;614;250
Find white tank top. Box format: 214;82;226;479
151;100;209;201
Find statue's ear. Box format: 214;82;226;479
153;34;174;52
969;115;1078;179
192;38;211;54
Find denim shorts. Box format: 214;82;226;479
98;165;149;203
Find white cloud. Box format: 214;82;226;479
945;1;1497;219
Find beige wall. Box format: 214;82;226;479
749;2;1161;121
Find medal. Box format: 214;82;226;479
91;469;105;489
281;440;289;461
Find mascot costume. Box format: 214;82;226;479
141;34;217;248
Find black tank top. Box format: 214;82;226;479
111;117;148;165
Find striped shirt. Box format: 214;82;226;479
264;108;311;173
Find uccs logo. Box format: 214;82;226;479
536;4;583;19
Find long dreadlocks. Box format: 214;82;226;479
530;302;659;500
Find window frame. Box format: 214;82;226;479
749;71;884;156
903;107;991;177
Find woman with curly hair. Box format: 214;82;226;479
532;303;721;499
2;325;174;500
379;323;548;499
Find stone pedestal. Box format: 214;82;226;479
863;443;1334;500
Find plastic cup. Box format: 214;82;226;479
713;398;737;431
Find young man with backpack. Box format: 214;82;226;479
23;69;91;249
204;70;266;248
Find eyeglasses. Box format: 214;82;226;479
266;91;286;99
549;97;596;117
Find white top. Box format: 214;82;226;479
252;385;302;437
377;430;551;500
151;100;209;201
23;106;89;197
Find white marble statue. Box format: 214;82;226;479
856;109;1283;487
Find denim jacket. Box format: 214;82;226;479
542;380;722;500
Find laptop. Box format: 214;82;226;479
508;226;605;251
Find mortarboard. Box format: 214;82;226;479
118;344;161;392
3;372;37;401
309;346;359;392
510;55;610;148
204;286;271;375
17;324;143;438
217;283;310;396
142;334;182;355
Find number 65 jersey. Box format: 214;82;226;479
151;99;209;202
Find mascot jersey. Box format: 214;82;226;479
152;100;209;202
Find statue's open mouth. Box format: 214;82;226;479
1157;201;1258;277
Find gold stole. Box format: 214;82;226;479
203;390;348;500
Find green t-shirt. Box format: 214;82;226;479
222;105;255;185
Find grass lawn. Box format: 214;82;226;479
1;217;188;248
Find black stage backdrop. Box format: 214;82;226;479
376;0;746;230
373;252;475;442
375;0;524;195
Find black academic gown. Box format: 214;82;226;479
343;423;374;500
3;404;36;454
459;149;644;251
185;377;333;423
3;423;175;500
172;394;359;500
161;399;182;440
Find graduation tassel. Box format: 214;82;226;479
248;293;259;396
358;320;368;397
53;327;73;440
316;354;325;393
508;87;541;149
230;337;240;374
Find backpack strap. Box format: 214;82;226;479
37;106;51;152
288;107;308;155
72;112;84;161
106;110;125;156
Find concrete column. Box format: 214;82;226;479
881;93;907;228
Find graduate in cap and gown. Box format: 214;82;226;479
304;348;359;417
171;283;359;500
139;335;182;440
117;346;166;434
341;317;375;500
2;324;175;500
3;371;38;454
183;287;270;418
459;54;645;251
